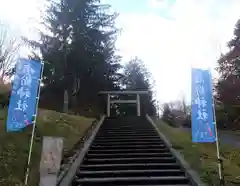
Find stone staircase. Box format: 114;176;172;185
70;117;194;186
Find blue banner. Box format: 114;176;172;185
191;68;216;142
7;59;42;132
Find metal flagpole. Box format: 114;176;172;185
209;69;225;186
212;99;225;186
24;62;44;186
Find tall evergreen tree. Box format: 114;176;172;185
119;57;157;116
216;19;240;126
25;0;121;114
227;20;240;50
217;19;240;76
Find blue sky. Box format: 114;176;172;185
103;0;176;19
0;0;239;104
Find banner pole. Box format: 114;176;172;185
212;99;225;185
24;62;44;186
209;70;224;186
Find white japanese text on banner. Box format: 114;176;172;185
6;59;42;132
191;68;216;142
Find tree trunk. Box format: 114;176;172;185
63;89;69;113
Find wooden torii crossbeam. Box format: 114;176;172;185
99;90;149;117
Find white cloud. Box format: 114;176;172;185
0;0;43;36
0;0;45;57
115;0;240;103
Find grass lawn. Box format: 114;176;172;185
220;130;240;137
0;109;94;186
156;120;240;186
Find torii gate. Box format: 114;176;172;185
99;90;149;117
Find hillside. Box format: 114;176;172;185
157;120;240;185
0;109;94;186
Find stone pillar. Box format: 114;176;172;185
137;94;140;116
107;94;110;117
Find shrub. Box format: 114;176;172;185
0;81;11;108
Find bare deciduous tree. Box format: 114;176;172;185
0;24;20;82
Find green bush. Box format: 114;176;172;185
215;105;228;129
0;83;11;108
162;114;178;127
182;114;191;128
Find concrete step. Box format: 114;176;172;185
93;138;163;143
95;135;160;139
73;176;190;185
84;157;176;165
86;152;173;158
77;169;185;178
91;141;166;146
90;144;166;150
88;148;169;154
80;163;181;171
